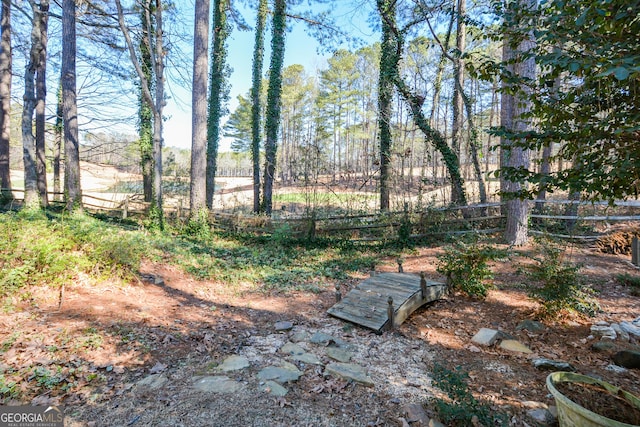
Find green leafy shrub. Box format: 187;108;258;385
436;240;509;298
431;363;507;426
525;238;599;318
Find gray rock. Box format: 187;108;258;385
215;355;250;372
590;324;617;340
401;403;429;424
516;320;545;332
257;364;303;383
612;350;640;369
591;341;617;352
471;328;500;346
280;342;305;356
193;376;243;393
528;408;555;425
292;352;323;365
499;339;533;354
429;420;446;427
325;363;374;387
605;364;628;374
620;321;640;338
290;331;310;343
611;323;630;342
326;347;353;363
310;332;348;347
136;374;168;390
533;358;576;372
259;380;288;396
274;321;294;331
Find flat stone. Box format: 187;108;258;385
590;324;617;340
499;340;532;354
402;403;429;424
612;350;640;369
259;380;288;396
257;364;302;384
471;328;500;346
325;363;374;387
290;331;310;343
193;376;243;393
516;320;545;332
292;352;323;365
533;358;576;372
591;341;617;352
274;321;294;331
310;332;349;348
611;323;630;342
528;408;554;425
326;347;353;363
620;321;640;338
605;364;628;374
135;374;168;390
280;342;305;356
429;420;446;427
215;355;250;372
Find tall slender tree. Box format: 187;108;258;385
206;0;231;209
190;0;210;217
35;0;49;207
250;0;267;213
62;0;82;212
262;0;286;215
53;80;62;201
0;0;11;199
500;0;536;245
138;5;154;203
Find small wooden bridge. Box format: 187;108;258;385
328;272;446;333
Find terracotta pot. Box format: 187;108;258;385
546;372;640;427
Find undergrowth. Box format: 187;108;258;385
430;363;508;426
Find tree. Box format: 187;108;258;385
62;0;82;212
0;0;11;199
262;0;286;215
53;80;62;201
224;93;252;153
190;0;210;217
500;0;640;205
500;0;536;245
376;0;396;211
250;0;268;213
138;5;154;203
206;0;231;209
116;0;166;227
35;0;49;207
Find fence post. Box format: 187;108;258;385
122;196;129;219
632;236;640;266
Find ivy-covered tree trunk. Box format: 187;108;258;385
190;0;210;216
138;7;153;203
62;0;82;212
35;0;49;207
377;0;396;212
206;0;231;209
250;0;267;213
501;0;536;246
262;0;286;215
0;0;11;198
450;0;465;205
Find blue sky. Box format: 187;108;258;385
163;1;378;151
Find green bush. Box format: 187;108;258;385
525;238;599;318
431;363;507;426
436;240;508;298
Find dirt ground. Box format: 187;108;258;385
1;241;639;426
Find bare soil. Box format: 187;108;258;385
1;242;639;426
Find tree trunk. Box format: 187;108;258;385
450;0;465;205
35;0;49;207
262;0;286;215
62;0;81;212
377;0;396;212
250;0;267;213
206;0;230;209
190;0;210;217
0;0;11;198
22;0;42;209
53;80;62;201
501;0;536;245
138;7;153;203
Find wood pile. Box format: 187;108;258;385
596;230;639;254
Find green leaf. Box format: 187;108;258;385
611;66;630;81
